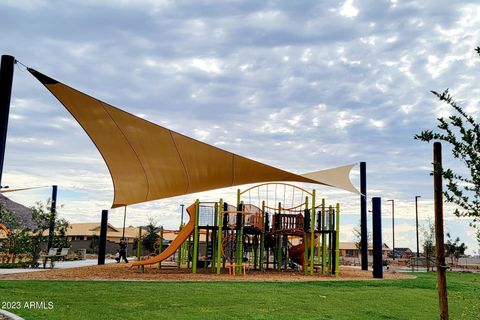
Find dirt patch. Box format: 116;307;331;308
0;263;414;282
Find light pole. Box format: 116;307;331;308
180;204;185;226
415;196;421;258
121;205;127;240
387;199;395;260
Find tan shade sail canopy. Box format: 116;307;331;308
301;164;358;195
28;68;359;208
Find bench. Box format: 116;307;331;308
41;248;69;268
226;263;247;276
41;248;58;268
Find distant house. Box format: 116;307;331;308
392;247;414;259
64;223;187;256
339;242;391;258
65;223;146;255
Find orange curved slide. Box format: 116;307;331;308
288;242;306;266
288;236;319;267
131;203;195;267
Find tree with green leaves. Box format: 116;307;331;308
88;234;99;254
0;204;31;264
29;200;70;267
415;46;480;236
0;200;70;267
142;218;160;253
0;203;21;230
445;232;467;264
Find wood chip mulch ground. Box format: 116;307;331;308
0;263;414;282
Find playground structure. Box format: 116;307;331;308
132;183;341;276
0;57;384;278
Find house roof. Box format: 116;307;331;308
38;223;145;239
34;222;188;241
339;242;391;250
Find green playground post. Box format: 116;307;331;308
304;196;309;275
309;189;316;275
192;199;200;274
259;200;265;271
237;188;241;207
322;198;327;274
184;236;189;264
180;223;188;265
335;203;340;277
216;198;223;274
158;226;164;269
137;226;142;272
177;222;182;269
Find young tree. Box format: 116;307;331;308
422;220;435;271
445;232;467;264
142;218;160;253
352;222;371;258
88;234;99;254
415;46;480;235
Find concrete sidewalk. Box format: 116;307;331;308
0;259;118;275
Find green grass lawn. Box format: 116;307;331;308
0;272;479;320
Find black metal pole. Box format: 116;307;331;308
0;55;15;187
372;197;383;279
47;185;58;250
433;142;449;319
98;209;108;265
415;196;421;258
360;161;368;270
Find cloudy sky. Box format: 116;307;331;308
1;0;479;254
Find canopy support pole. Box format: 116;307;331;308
47;185;58;250
0;55;15;187
360;161;368;270
98;210;108;265
372;197;383;279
